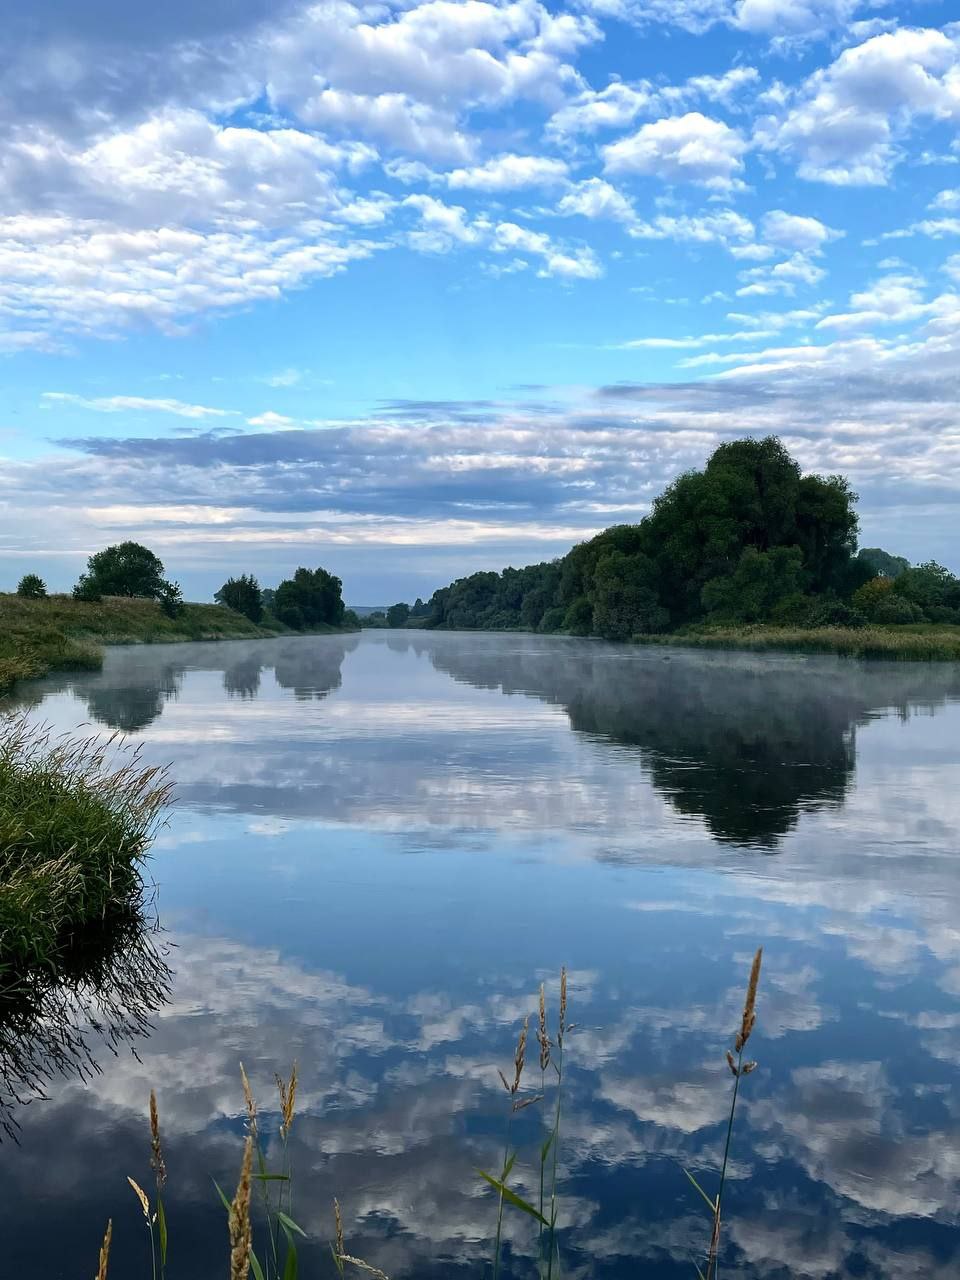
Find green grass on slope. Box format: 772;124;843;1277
0;593;291;694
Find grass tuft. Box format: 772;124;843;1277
0;717;172;979
633;623;960;661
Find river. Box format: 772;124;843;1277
2;631;959;1279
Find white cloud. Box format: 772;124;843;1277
445;154;570;191
761;209;841;252
816;273;958;331
737;251;827;296
41;392;237;419
758;27;960;186
602;112;748;189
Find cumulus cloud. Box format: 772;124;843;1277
445;153;570;191
602;112;748;189
757;27;960;185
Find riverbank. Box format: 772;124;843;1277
0;719;171;982
0;594;355;694
633;623;960;661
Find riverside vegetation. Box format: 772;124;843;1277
0;545;359;695
383;437;960;660
96;951;765;1280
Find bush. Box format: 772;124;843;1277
806;600;867;629
72;575;103;603
16;574;47;599
769;593;816;626
158;581;184;619
852;575;895;618
872;594;924;624
925;604;960;625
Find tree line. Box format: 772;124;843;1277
393;437;960;638
12;543;353;631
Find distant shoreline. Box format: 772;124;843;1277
0;593;359;697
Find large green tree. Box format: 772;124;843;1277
274;567;345;629
73;541;180;606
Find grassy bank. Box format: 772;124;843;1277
632;622;960;661
0;593;350;695
0;720;171;981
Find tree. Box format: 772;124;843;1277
701;547;804;624
386;602;411;627
74;541;172;601
158;580;184;618
274;566;345;630
215;574;263;623
858;547;910;579
893;561;960;614
591;551;667;640
16;573;47;599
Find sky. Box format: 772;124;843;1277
3;0;960;603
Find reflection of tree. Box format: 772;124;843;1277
20;637;360;732
426;640;960;847
0;908;171;1138
223;652;262;700
272;636;359;700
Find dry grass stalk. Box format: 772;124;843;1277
538;984;550;1072
127;1177;150;1220
558;967;567;1048
334;1198;345;1257
734;948;762;1054
95;1219;112;1280
239;1062;258;1134
229;1135;254;1280
277;1061;298;1140
149;1089;166;1189
337;1253;391;1280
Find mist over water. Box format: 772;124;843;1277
2;632;959;1279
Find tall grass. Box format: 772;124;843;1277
634;623;960;661
100;953;765;1279
0;718;171;977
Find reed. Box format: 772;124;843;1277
633;624;960;661
685;947;763;1280
98;953;773;1280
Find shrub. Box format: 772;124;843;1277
852;575;895;618
16;574;47;599
806;600;867;629
872;595;924;624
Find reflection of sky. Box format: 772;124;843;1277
1;633;959;1278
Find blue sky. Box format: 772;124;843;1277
3;0;960;602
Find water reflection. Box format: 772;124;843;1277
0;908;170;1138
0;634;958;1278
20;632;960;849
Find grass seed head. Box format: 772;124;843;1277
149;1089;166;1189
96;1219;112;1280
735;948;763;1054
558;967;568;1047
239;1062;258;1133
229;1135;254;1280
537;983;551;1072
511;1016;529;1094
335;1197;345;1256
127;1177;150;1221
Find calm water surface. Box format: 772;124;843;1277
2;631;960;1279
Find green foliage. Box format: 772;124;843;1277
858;546;910;578
216;574;264;623
701;547;804;624
76;541;172;601
590;550;667;640
424;436;879;638
893;561;960;613
16;573;47;599
274;567;346;630
386;602;410;627
563;597;593;636
158;581;184;619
